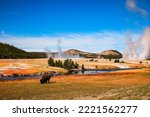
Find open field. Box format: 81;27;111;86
0;59;150;100
0;58;149;76
0;59;68;76
0;68;150;100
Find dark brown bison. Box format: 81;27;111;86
40;71;56;84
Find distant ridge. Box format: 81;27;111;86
64;49;122;59
0;42;47;58
64;49;98;58
0;42;123;59
98;50;123;59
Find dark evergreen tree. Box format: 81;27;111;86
63;58;69;69
48;57;54;66
57;60;63;67
81;64;85;74
55;60;58;67
59;60;63;68
74;62;79;69
48;58;79;70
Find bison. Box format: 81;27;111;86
40;71;56;84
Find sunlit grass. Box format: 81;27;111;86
0;68;150;100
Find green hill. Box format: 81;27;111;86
0;42;47;58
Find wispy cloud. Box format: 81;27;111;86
0;31;141;53
126;0;148;17
0;30;7;36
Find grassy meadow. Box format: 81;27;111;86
0;68;150;100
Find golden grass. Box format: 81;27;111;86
0;59;68;75
0;62;11;67
75;59;119;69
0;68;150;100
1;59;149;75
0;58;119;76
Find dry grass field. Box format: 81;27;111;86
0;58;149;76
0;59;68;76
0;68;150;100
0;59;150;100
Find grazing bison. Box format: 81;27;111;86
40;71;56;84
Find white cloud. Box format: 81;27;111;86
0;31;141;53
126;0;148;17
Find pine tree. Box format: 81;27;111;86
57;60;63;67
48;57;54;66
55;60;59;67
81;64;85;74
74;62;79;69
59;60;63;68
63;58;69;69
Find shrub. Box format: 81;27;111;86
114;59;119;63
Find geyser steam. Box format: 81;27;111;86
123;32;139;59
57;39;63;58
123;28;150;60
139;28;150;59
45;47;52;58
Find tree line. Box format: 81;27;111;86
48;57;79;70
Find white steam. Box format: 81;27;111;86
45;38;81;58
45;47;52;58
123;28;150;60
139;28;150;59
123;32;139;59
57;39;63;58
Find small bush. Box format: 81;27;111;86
114;59;120;63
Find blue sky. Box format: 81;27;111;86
0;0;150;52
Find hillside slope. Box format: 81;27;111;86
0;42;123;59
98;50;123;59
64;49;98;58
0;42;47;58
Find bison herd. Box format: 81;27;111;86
40;71;56;84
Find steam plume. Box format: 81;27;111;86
123;28;150;60
123;32;139;59
139;28;150;59
57;39;63;58
45;47;52;58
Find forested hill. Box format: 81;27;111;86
0;42;47;58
